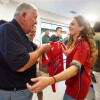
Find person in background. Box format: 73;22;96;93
0;2;51;100
27;15;97;100
27;25;43;100
0;19;7;25
27;25;36;41
92;21;100;100
63;31;69;45
59;32;64;43
49;27;62;42
42;29;50;44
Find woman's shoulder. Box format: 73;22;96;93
77;38;89;48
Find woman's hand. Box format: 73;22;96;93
26;76;54;93
61;45;67;55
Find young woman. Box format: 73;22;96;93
27;15;96;100
27;26;43;100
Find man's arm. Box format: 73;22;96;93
17;44;51;72
91;36;99;68
90;50;98;68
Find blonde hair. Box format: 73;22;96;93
67;15;96;57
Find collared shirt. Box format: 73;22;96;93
0;19;37;89
93;33;100;72
49;35;60;42
42;34;50;44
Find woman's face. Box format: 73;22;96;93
68;18;83;37
27;26;36;41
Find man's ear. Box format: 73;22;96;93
20;12;27;22
79;26;84;31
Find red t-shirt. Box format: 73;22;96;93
65;38;91;100
42;41;65;92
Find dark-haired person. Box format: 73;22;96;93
0;19;7;25
27;15;97;100
92;21;100;100
49;27;62;42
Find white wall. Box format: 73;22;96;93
0;1;71;45
39;9;71;26
33;14;42;45
0;1;18;21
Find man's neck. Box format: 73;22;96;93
16;18;27;34
55;33;59;37
45;34;48;36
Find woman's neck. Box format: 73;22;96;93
72;35;78;43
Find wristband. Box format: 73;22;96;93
52;76;56;83
70;61;81;72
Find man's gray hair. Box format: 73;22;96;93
14;2;37;19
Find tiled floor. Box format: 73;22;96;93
85;86;95;100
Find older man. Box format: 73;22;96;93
0;2;50;100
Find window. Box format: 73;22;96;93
41;22;68;39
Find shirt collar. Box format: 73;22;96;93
11;19;28;39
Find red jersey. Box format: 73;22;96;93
42;41;65;92
65;38;91;100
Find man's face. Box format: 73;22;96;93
45;30;50;36
57;28;62;37
25;10;37;34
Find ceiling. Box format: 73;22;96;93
5;0;100;22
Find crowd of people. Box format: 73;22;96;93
0;2;100;100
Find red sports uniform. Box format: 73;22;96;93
65;38;91;100
42;41;65;92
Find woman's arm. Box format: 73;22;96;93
27;60;81;93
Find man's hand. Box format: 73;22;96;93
41;43;51;53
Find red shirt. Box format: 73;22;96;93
65;38;91;100
42;41;65;92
